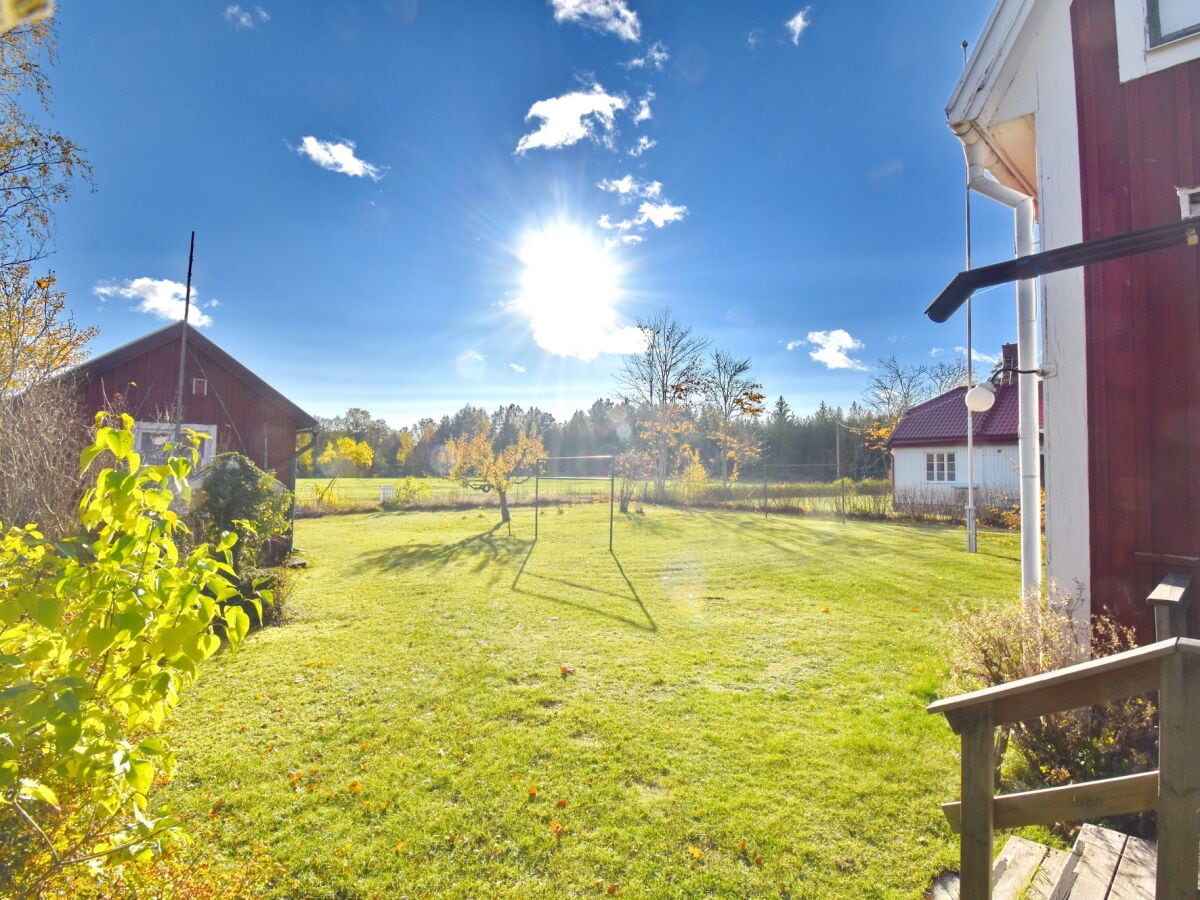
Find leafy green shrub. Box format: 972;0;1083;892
946;591;1156;834
189;453;291;569
380;476;430;510
0;414;257;895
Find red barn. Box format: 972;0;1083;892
946;0;1200;638
71;322;318;491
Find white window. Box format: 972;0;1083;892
192;377;208;396
925;452;957;483
1116;0;1200;81
1149;0;1200;46
133;422;217;468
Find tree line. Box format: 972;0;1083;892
298;310;968;489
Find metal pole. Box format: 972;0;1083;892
836;423;845;523
173;231;195;446
963;132;978;554
534;474;539;542
609;464;615;552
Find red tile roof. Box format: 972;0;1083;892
886;381;1041;448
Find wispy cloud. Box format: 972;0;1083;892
807;329;867;370
869;159;903;185
636;201;686;228
455;350;486;379
632;91;654;124
597;199;688;243
294;136;384;179
785;339;804;351
597;174;662;201
955;346;1000;365
94;277;214;326
507;363;527;374
549;0;640;42
225;5;269;29
930;347;944;357
745;28;764;50
785;7;812;45
628;135;656;157
624;40;669;70
516;83;628;154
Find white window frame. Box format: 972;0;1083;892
925;451;958;483
1149;0;1200;46
133;422;217;469
1116;0;1200;82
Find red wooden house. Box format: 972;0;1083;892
70;322;318;492
945;0;1200;638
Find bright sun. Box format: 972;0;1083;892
512;223;640;361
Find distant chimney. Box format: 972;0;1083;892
1000;343;1018;385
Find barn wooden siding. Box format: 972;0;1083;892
1073;0;1200;637
75;325;316;492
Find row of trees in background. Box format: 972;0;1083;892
299;311;970;492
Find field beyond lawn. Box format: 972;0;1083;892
159;505;1020;898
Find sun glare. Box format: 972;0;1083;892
512;223;642;360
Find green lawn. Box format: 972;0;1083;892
159;505;1019;898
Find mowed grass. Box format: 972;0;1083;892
159;505;1020;898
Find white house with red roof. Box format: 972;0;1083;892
886;345;1040;511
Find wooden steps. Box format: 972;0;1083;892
927;824;1158;899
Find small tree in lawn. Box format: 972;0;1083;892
614;449;653;513
704;351;766;488
445;426;544;530
313;436;373;506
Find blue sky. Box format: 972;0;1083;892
48;1;1017;427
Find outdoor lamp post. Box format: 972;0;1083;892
963;380;995;552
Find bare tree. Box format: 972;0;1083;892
863;356;936;421
927;357;969;395
704;351;765;487
0;378;87;538
615;308;710;407
0;22;90;271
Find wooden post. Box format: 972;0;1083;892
959;706;995;899
1155;650;1200;898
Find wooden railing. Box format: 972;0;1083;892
928;574;1198;899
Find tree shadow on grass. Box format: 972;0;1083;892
511;545;657;633
358;522;533;579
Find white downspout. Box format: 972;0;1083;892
952;122;1042;599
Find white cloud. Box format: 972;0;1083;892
633;91;654;124
869;159;903;184
625;40;669;70
929;346;944;357
516;84;628;154
550;0;640;42
597;196;688;240
745;28;764;50
225;5;269;29
94;278;214;326
955;346;1000;365
294;136;383;180
636;200;686;228
807;329;867;370
507;363;527;374
628;135;656;157
597;175;661;201
785;339;804;351
785;7;812;45
455;350;487;379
